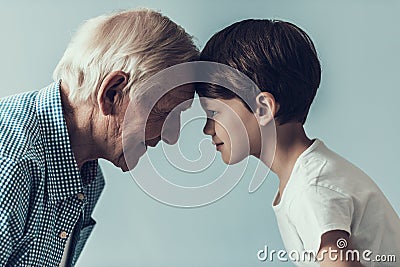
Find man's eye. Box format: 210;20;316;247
149;109;169;121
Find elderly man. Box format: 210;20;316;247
0;9;198;267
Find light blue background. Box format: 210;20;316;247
1;1;399;266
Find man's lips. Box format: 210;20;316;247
145;137;161;147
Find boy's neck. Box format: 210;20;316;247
261;122;313;201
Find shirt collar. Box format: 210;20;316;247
36;81;97;202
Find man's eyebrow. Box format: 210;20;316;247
161;104;190;114
181;104;192;111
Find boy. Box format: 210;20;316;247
196;19;400;266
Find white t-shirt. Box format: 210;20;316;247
272;139;400;266
59;234;73;267
59;224;77;267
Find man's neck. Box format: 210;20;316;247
60;82;98;169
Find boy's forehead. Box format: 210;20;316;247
200;97;252;115
199;97;215;108
199;97;227;108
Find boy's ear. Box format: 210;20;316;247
97;71;129;116
254;92;279;126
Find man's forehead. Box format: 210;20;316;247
167;84;195;97
157;84;194;110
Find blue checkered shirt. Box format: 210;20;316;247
0;82;105;266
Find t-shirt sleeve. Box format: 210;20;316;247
289;184;354;253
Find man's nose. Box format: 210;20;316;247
203;118;215;136
161;115;181;145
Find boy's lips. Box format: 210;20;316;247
213;141;224;150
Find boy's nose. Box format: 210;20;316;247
203;118;215;136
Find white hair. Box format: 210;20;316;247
53;8;199;102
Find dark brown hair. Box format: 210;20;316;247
196;19;321;125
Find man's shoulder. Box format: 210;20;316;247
0;90;39;127
0;90;42;161
0;90;38;112
0;156;34;202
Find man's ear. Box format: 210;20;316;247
97;71;129;115
254;92;279;126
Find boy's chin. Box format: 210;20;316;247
222;155;248;165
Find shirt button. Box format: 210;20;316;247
77;193;85;200
59;231;68;239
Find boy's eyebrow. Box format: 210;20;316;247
200;98;215;107
201;103;214;111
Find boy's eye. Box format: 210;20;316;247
207;110;218;118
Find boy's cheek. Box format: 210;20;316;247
227;142;251;165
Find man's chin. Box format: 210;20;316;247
116;156;139;172
120;164;130;172
118;143;147;171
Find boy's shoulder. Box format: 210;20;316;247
293;139;377;194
